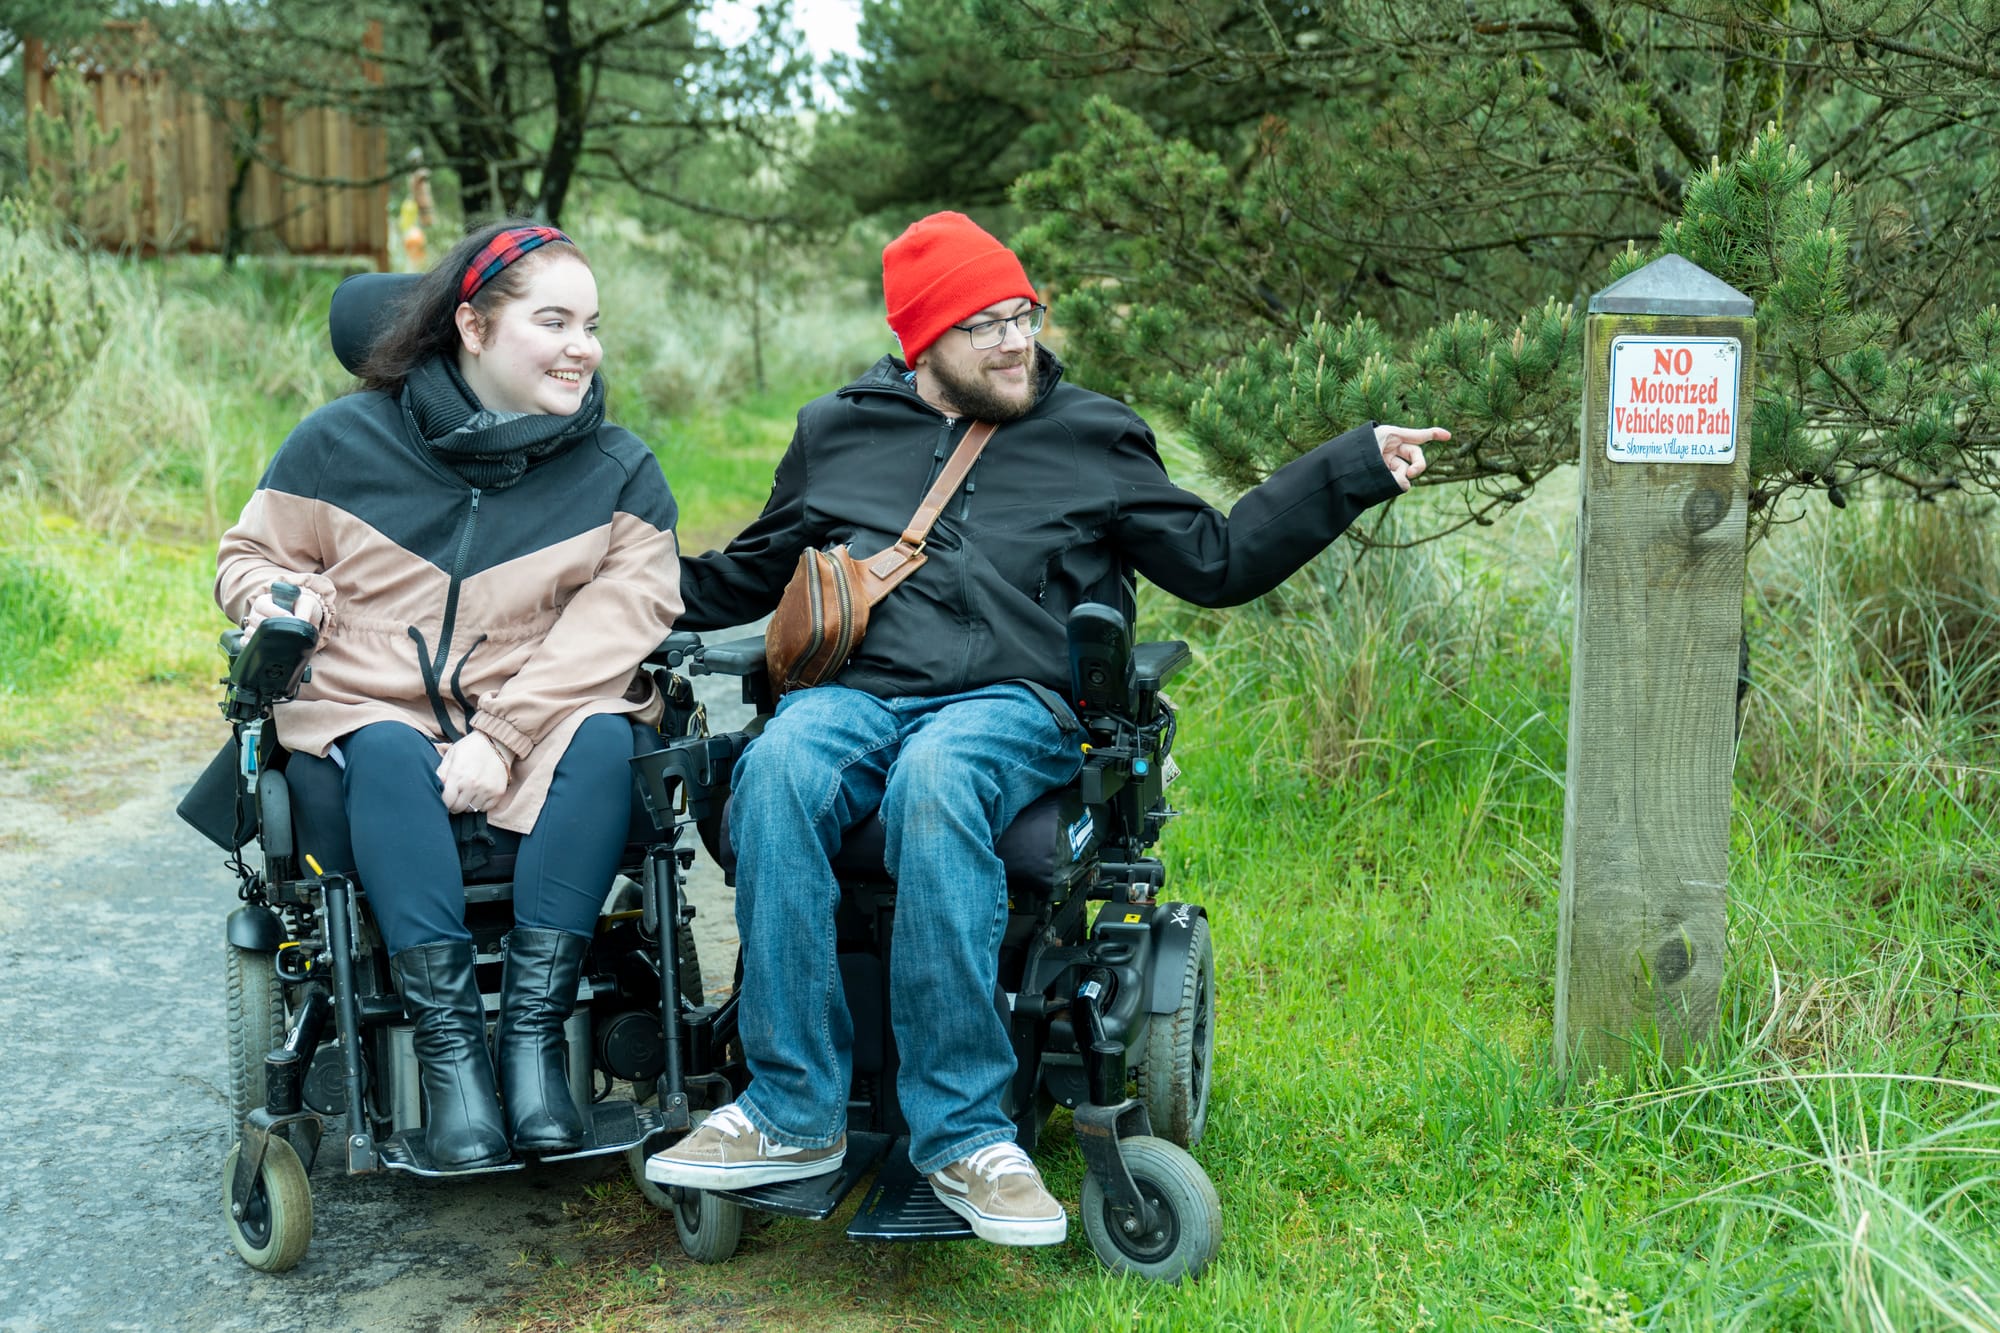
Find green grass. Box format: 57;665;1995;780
612;380;807;554
0;502;226;752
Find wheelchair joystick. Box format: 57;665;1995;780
1067;603;1134;719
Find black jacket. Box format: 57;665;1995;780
678;349;1403;699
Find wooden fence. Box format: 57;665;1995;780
24;22;389;268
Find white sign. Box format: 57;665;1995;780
1607;336;1741;464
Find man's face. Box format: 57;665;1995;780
916;297;1039;423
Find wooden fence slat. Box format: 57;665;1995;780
22;21;387;266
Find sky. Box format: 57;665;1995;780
704;0;864;64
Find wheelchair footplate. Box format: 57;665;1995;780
706;1132;974;1241
380;1100;667;1177
846;1142;974;1242
710;1130;891;1221
539;1100;669;1163
379;1134;527;1177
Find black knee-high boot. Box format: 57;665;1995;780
495;927;590;1152
390;941;510;1170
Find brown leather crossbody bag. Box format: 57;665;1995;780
764;421;998;693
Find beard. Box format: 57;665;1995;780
926;349;1040;423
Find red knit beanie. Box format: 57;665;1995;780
882;212;1038;367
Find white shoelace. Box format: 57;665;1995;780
705;1102;812;1157
704;1103;757;1139
963;1141;1037;1183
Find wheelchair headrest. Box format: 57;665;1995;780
329;272;421;376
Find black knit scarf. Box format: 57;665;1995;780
401;356;607;490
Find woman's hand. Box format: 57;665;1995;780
1374;424;1447;492
241;586;327;636
437;732;511;814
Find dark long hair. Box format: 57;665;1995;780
358;219;591;395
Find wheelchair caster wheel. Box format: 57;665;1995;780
626;1146;743;1263
670;1188;744;1264
1081;1136;1220;1283
223;1138;314;1272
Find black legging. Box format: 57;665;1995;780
329;715;635;956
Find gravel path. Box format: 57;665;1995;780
0;660;752;1333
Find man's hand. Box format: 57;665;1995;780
242;586;327;636
438;732;511;814
1374;424;1446;493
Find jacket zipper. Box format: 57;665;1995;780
921;417;954;492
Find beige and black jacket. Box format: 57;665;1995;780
216;388;682;833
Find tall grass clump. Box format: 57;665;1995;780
583;218;885;419
6;246;348;537
0;199;110;473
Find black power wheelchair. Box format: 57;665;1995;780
185;589;714;1274
188;272;1220;1282
631;609;1221;1282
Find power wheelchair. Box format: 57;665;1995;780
632;608;1221;1282
184;593;714;1274
188;270;1220;1282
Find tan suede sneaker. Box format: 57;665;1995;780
644;1103;844;1189
928;1141;1068;1245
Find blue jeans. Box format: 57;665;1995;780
728;684;1082;1175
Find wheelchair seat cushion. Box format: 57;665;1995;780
710;786;1092;894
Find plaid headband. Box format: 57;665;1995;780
459;225;574;303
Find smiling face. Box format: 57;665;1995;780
915;296;1039;423
454;253;602;416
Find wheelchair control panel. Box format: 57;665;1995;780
219;581;317;723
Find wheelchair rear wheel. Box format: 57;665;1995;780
1080;1135;1221;1283
225;943;288;1129
1137;916;1213;1147
223;1137;313;1272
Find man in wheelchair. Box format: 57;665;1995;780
643;211;1442;1250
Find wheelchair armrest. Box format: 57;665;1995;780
647;630;706;670
643;632;774;718
1132;640;1190;694
694;635;769;677
630;731;749;832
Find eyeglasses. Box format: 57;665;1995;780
951;304;1046;349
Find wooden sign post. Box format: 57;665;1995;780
1554;255;1756;1079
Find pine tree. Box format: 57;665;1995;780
848;0;1999;538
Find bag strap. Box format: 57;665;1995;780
898;421;998;550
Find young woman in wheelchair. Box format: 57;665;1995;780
215;220;682;1171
